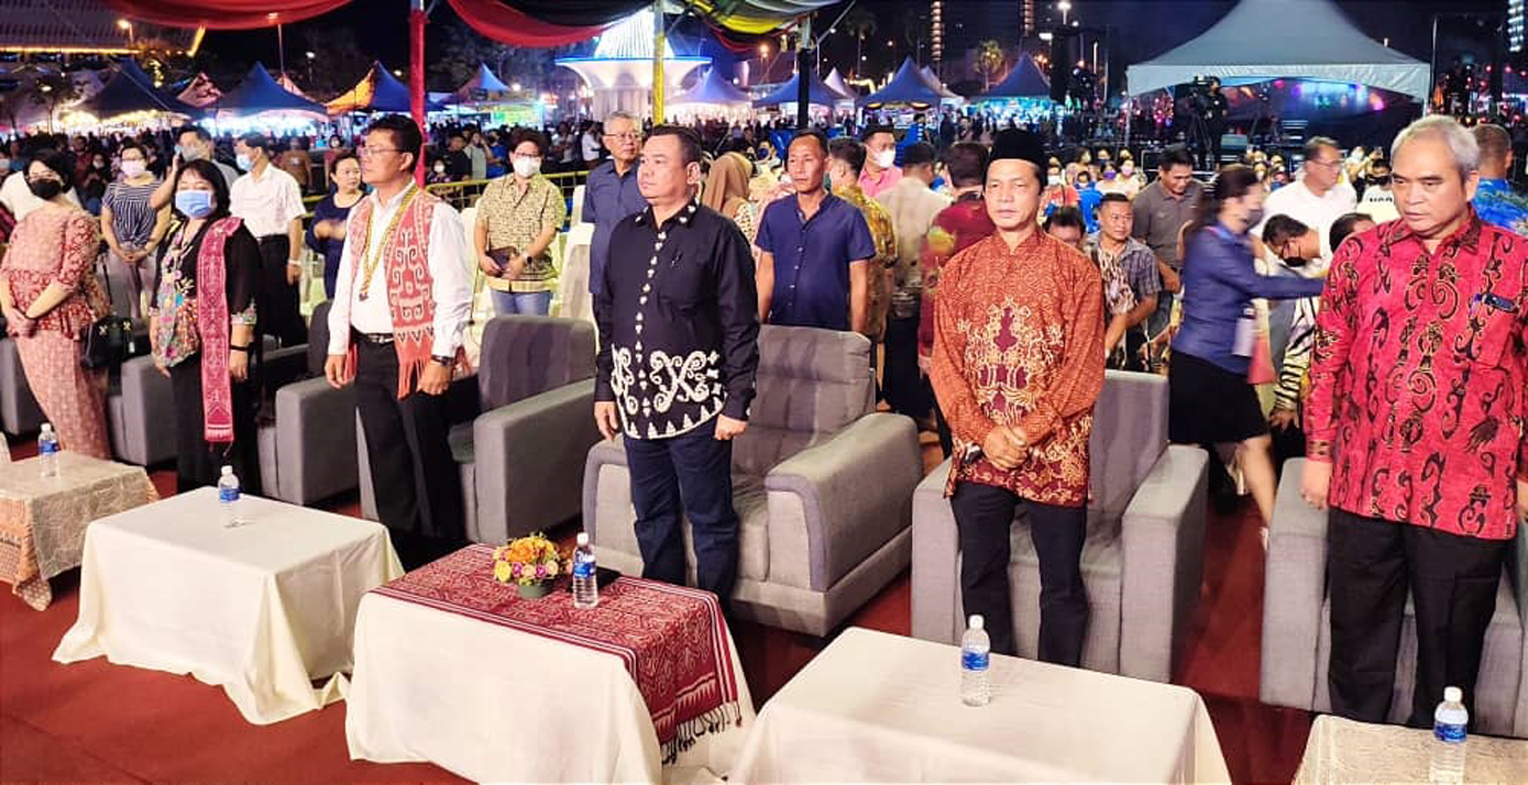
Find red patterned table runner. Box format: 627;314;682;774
373;544;742;761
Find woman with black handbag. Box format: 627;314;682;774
149;159;262;493
0;149;111;459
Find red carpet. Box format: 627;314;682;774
1;437;1309;783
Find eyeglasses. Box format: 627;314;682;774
1310;158;1343;169
604;132;641;141
358;147;402;158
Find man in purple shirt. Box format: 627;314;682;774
581;111;646;297
755;131;876;333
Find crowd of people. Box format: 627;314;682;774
3;104;1526;736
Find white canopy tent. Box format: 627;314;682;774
1125;0;1430;103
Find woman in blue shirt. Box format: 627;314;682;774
1169;164;1326;526
305;152;364;299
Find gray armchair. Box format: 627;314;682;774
910;370;1209;683
582;325;923;637
1261;458;1527;737
258;301;359;505
0;336;43;436
359;315;600;543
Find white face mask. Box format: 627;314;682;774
1048;175;1063;187
875;149;896;170
513;157;540;178
119;160;146;178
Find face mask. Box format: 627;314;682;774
179;144;204;162
120;160;146;178
434;162;447;174
1370;175;1391;186
28;178;62;201
874;149;896;170
175;189;215;218
1048;175;1062;187
1104;171;1116;180
235;153;252;171
1244;207;1265;228
512;157;540;178
1121;165;1134;176
0;159;9;172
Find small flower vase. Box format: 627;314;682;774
517;580;552;599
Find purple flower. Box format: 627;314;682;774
535;564;547;578
511;563;522;577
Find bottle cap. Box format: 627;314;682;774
968;614;984;631
1445;686;1463;703
576;532;590;546
221;465;234;476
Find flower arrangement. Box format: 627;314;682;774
492;533;565;598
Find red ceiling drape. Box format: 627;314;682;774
446;0;615;47
103;0;350;30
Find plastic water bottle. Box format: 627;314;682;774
217;465;245;528
1430;686;1468;784
572;532;599;609
961;614;991;707
36;423;59;478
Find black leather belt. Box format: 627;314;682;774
352;329;395;345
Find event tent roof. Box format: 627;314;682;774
215;62;327;118
920;66;962;101
670;66;752;106
1125;0;1429;102
979;53;1051;100
78;59;199;119
176;72;222;108
823;68;857;101
860;58;942;108
752;68;839;108
328;62;444;115
447;63;511;105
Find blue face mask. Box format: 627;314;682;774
235;153;252;171
175;189;215;218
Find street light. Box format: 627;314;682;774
1039;31;1054;41
117;18;135;48
511;82;521;91
1058;0;1072;25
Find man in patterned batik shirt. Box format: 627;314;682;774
594;126;759;610
1470;123;1528;237
1304;115;1528;728
931;129;1105;661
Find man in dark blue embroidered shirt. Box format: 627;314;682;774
755;130;876;332
593;125;760;608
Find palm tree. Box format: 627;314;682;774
975;40;1005;91
842;6;877;79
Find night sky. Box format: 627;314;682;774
201;0;1515;90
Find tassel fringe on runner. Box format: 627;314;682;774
662;701;745;765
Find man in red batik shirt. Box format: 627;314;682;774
931;129;1105;662
1303;115;1528;727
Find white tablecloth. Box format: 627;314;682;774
344;589;755;783
1295;715;1528;783
52;487;403;724
731;627;1230;783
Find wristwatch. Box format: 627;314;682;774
431;354;454;367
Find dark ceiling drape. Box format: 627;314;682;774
497;0;652;28
103;0;350;30
447;0;623;46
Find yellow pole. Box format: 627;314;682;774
652;4;666;121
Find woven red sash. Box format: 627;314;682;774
194;216;243;444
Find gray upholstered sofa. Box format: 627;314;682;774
582;325;922;637
359;315;600;543
257;301;358;505
1262;458;1528;737
0;336;43;436
910;370;1209;683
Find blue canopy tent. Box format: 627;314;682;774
78;59;200;120
860;57;942;109
979;53;1051;100
329;63;446;115
215;63;327;118
671;66;752;106
447;63;512;106
752;69;840;108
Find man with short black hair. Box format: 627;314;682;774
878;141;950;418
1131;144;1201;355
324;114;472;566
1086;192;1160;370
827;136;897;344
594;125;759;607
1255;136;1357;265
231;132;307;346
1471;123;1528;236
1043;205;1086;250
442;132;471;181
859;125;902;198
756;131;876;333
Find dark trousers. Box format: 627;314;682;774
949;481;1089;663
169;353;260;495
256;236;307;347
623;417;739;609
934;402;953;458
1327;509;1508;728
354;338;464;550
883;310;929;418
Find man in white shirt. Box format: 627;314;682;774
876;141;950;419
324;114;473;565
230;133;307;346
1255;136;1357;266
